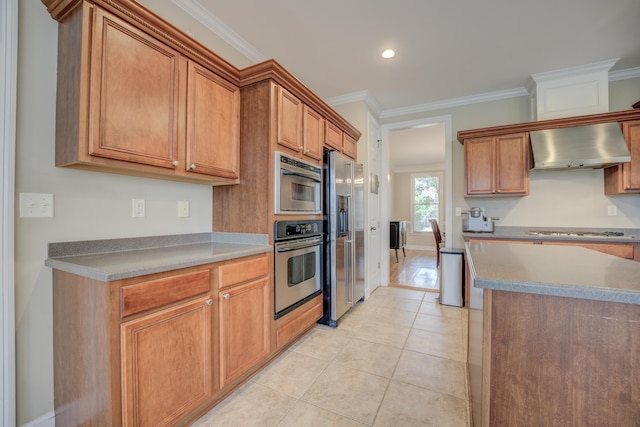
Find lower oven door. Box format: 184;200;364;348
274;236;322;318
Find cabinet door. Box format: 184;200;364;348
621;120;640;191
219;277;271;389
121;296;213;427
495;133;529;195
303;106;323;161
324;121;343;151
465;137;495;195
276;86;303;153
342;133;358;159
89;8;180;169
186;61;240;179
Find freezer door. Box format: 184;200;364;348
332;236;352;320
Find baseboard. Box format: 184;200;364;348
20;411;55;427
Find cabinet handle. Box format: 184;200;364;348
205;298;213;306
223;293;230;300
190;164;196;170
172;160;179;167
370;226;377;231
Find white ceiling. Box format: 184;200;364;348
173;0;640;116
165;0;640;169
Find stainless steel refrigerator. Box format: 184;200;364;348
319;149;365;327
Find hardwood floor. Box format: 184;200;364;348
389;249;439;291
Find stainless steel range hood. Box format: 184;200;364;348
530;122;630;170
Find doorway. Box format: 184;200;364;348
380;115;452;291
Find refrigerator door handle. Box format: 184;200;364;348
344;239;352;304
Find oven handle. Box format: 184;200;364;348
275;238;322;252
282;169;322;183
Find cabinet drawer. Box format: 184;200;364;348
218;255;270;289
121;270;211;317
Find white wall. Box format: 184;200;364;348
15;2;223;424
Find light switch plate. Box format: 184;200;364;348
178;201;189;217
132;199;145;218
20;193;54;218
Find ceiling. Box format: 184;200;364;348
172;0;640;116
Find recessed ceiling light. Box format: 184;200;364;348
381;49;395;59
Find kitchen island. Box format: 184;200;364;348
465;241;640;427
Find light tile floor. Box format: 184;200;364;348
193;286;470;427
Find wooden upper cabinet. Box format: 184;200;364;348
52;2;240;185
121;296;213;427
89;7;180;169
464;133;529;197
342;133;358;159
302;106;324;161
605;120;640;194
276;86;303;153
324;121;343;151
186;61;240;179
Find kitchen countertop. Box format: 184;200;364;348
45;232;271;282
466;241;640;305
463;226;640;243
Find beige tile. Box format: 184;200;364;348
366;295;422;313
277;401;368;427
334;337;402;378
412;313;464;337
289;327;352;361
192;382;294;427
253;351;329;398
393;350;467;399
355;322;411;348
302;362;389;425
404;328;466;362
365;305;417;327
373;286;426;301
419;300;464;319
373;380;468;427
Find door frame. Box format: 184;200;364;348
1;0;18;425
364;112;381;298
380;115;453;287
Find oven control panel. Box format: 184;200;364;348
274;220;323;240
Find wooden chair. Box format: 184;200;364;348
429;219;444;266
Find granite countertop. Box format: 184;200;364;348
465;241;640;305
45;232;271;282
463;226;640;243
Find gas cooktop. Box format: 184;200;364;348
526;230;626;237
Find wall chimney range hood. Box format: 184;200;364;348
530;122;630;170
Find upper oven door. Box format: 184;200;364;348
275;152;322;214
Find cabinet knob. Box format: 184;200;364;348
626;184;631;189
190;164;196;170
298;146;304;152
205;298;213;306
305;149;310;154
223;293;230;300
172;160;179;167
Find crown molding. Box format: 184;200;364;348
171;0;265;63
325;90;383;118
610;66;640;81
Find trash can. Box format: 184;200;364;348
439;247;464;307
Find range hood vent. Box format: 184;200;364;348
530;122;630;170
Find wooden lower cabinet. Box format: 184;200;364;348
219;277;271;388
121;296;214;427
51;252;316;427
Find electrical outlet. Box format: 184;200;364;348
132;199;145;218
178;201;189;217
20;193;54;218
607;205;617;216
455;207;462;216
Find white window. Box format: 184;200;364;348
411;172;442;233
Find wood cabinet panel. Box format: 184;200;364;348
219;277;271;388
121;269;210;317
324;121;343;150
276;86;303;153
303;106;324;160
605;120;640;194
89;7;180;169
464;133;529;197
276;296;322;348
186;61;240;179
465;137;495;195
121;296;213;427
342;133;358;159
218;254;270;289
